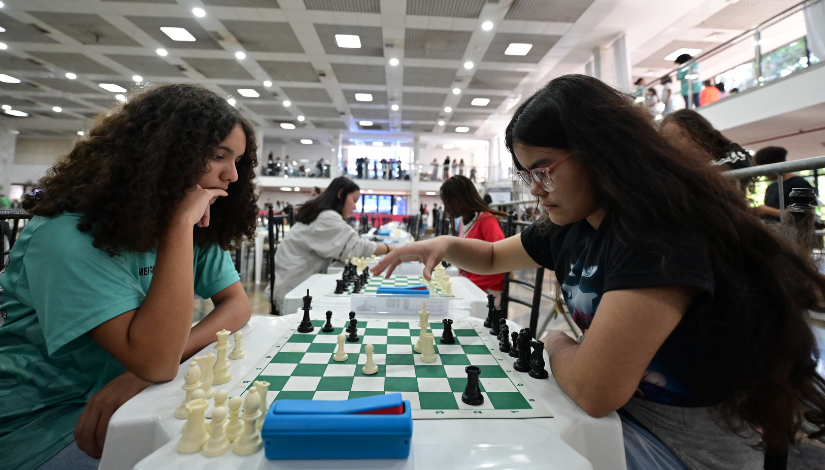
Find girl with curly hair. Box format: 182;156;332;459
0;84;259;469
373;75;825;469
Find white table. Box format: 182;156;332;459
328;262;459;278
101;315;625;470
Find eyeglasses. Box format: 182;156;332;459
515;154;573;192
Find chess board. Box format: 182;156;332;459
229;318;553;419
326;275;455;298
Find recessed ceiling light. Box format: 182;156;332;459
160;27;196;42
77;131;85;136
282;100;291;107
280;123;296;129
297;115;305;121
481;21;494;31
0;43;6;50
505;43;533;56
372;142;383;147
52;106;62;112
99;83;127;93
471;98;490;106
235;51;246;60
132;75;142;83
444;107;452;113
452;88;461;94
359;120;373;126
367;189;374;193
237;88;259;98
263;80;272;87
354;93;373;102
391;104;399;111
0;74;20;84
192;7;206;17
664;48;702;60
389;58;399;66
115;94;126;102
455;126;469;133
335;34;361;48
437;120;445;126
425;191;437;195
443;144;454;149
294;187;300;191
300;139;313;145
1;105;10;110
65;72;77;80
0;2;5;8
0;26;4;32
156;48;168;56
280;187;292;191
5;110;28;117
227;98;236;106
464;61;474;70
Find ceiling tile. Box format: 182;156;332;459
304;0;380;13
468;70;528;90
0;55;46;72
402;92;447;107
406;0;485;18
125;16;222;50
185;58;254;79
699;0;799;30
401;109;439;121
314;24;384;57
342;89;387;105
219;85;275;99
405;29;472;60
83;97;121;108
32;111;83;120
281;87;332;103
105;55;187;77
301;105;342;118
221;21;304;53
202;0;279;6
312;120;347;129
331;63;386;85
246;103;293;116
0;12;58;44
457;94;505;108
446;125;478;134
403;66;456;88
258;61;320;82
351;107;388;120
449;111;489;124
32;96;88;108
402;123;434;132
31;78;99;94
101;0;176;3
30;53;117;75
29;13;138;46
504;0;595;23
0;95;37;106
481;33;561;64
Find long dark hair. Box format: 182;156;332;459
296;176;359;225
24;84;259;255
505;74;825;451
661;109;753;171
440;175;506;219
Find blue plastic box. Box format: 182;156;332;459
261;393;413;460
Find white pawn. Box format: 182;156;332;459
254;380;271;432
213;389;228;408
421;333;437;363
443;280;453;295
202;406;230;457
333;333;348;361
177;389;209;454
196;354;216;399
213;330;232;385
226;396;243;443
415;305;430;354
362;344;378;375
233;389;263;455
175;362;202;419
229;331;245;360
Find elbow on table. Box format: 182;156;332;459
131;360;180;383
575;389;633;419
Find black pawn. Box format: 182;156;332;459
346;319;359;342
513;329;530;372
461;366;484;406
483;294;495;328
499;325;510;353
497;318;507;341
489;308;500;336
351;279;362;294
334;279;345;295
440;319;455;344
322;310;335;332
297;289;314;333
528;340;549;379
508;331;520;358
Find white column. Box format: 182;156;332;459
805;2;825;63
488;136;502;182
0;124;18;200
612;34;632;94
254;127;264;178
331;132;341;177
410;134;420;215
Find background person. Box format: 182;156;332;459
675;54;701;108
753;146;815;222
660;75;675;115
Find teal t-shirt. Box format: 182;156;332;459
0;213;240;470
676;63;702;95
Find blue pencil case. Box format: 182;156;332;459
376;285;429;296
261;393;413;460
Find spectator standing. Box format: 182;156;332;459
451;158;458;178
430;158;439;180
458;158;465;176
660;75;675;115
645;88;659;117
470;166;477;182
675;54;701;109
443;156;451;180
715;82;729;99
753;146;815;222
699;80;720;106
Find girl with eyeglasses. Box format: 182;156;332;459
373;75;825;469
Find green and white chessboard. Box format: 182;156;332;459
325;275;455;298
230;318;553;419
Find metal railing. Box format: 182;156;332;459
1;209;34;272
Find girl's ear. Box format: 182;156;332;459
337;189;343;199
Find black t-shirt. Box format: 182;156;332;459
763;176;814;222
521;216;715;406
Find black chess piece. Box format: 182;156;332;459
499;325;510;353
483;294;495;328
321;310;335;332
346;319;359;342
346;311;356;333
508;331;520;358
513;329;530;372
440;319;455;344
528;340;549;379
334;279;345;295
297;289;314;333
351;278;362;294
461;366;484;406
489;308;500;336
497;318;507;341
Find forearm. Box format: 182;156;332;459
183;294;250;361
440;236;499;274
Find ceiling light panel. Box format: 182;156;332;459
335;34;361;48
504;43;533;55
471;98;490;106
237;88;259;98
160;27;196;42
99;83;127;93
354;93;373;102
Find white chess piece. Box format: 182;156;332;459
202;406;231;457
414;305;430;354
362;344;378;375
213;330;232;385
213;389;229;408
175;362;202;419
233;389;263;455
177;389;210;453
229;331;245;360
226;396;243;443
420;333;437;363
254;380;271;432
333;333;349;361
443;280;453;295
196;354;216;399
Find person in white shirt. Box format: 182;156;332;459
660;75;675;115
272;177;392;313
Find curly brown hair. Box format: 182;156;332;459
23;83;259;255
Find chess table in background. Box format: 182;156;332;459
325;275;457;298
230;319;553;419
